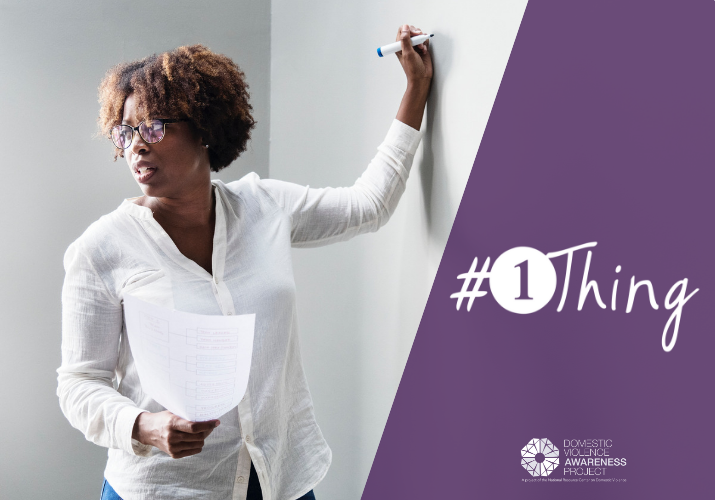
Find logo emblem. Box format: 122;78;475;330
521;438;559;476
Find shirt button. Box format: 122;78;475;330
227;311;233;316
245;435;251;443
237;476;245;484
214;276;219;284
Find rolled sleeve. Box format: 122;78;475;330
386;119;423;157
119;406;152;456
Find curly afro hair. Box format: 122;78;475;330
98;44;256;172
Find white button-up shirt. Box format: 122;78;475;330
57;120;422;500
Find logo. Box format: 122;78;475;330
521;438;559;477
450;242;699;352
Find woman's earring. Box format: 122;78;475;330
204;144;209;148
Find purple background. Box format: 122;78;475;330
363;1;714;498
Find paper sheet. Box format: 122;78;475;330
123;294;255;421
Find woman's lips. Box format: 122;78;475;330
134;165;157;183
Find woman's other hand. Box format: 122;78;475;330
395;24;433;88
132;411;220;459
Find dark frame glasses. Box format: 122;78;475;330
111;119;187;149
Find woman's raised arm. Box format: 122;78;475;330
257;24;432;248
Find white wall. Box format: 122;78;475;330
0;2;270;498
0;1;527;498
270;1;527;498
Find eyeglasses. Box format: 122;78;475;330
110;119;186;149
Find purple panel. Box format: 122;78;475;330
364;1;714;498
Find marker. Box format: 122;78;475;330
377;34;434;57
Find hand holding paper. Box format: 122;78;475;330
132;411;219;459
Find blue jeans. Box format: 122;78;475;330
100;480;122;500
101;462;316;499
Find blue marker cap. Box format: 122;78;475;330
377;47;383;57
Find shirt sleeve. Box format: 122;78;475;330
57;242;151;457
260;119;422;247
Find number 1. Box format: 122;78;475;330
515;259;533;300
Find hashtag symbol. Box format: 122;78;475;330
450;257;492;311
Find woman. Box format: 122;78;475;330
58;24;432;500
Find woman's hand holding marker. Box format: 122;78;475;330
395;25;433;84
394;24;433;131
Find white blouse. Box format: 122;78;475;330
57;119;422;500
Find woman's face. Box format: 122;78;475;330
122;93;210;199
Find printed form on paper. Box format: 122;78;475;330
123;294;255;421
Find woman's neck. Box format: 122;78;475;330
140;183;216;229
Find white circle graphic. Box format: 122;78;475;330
489;247;556;314
521;438;559;477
